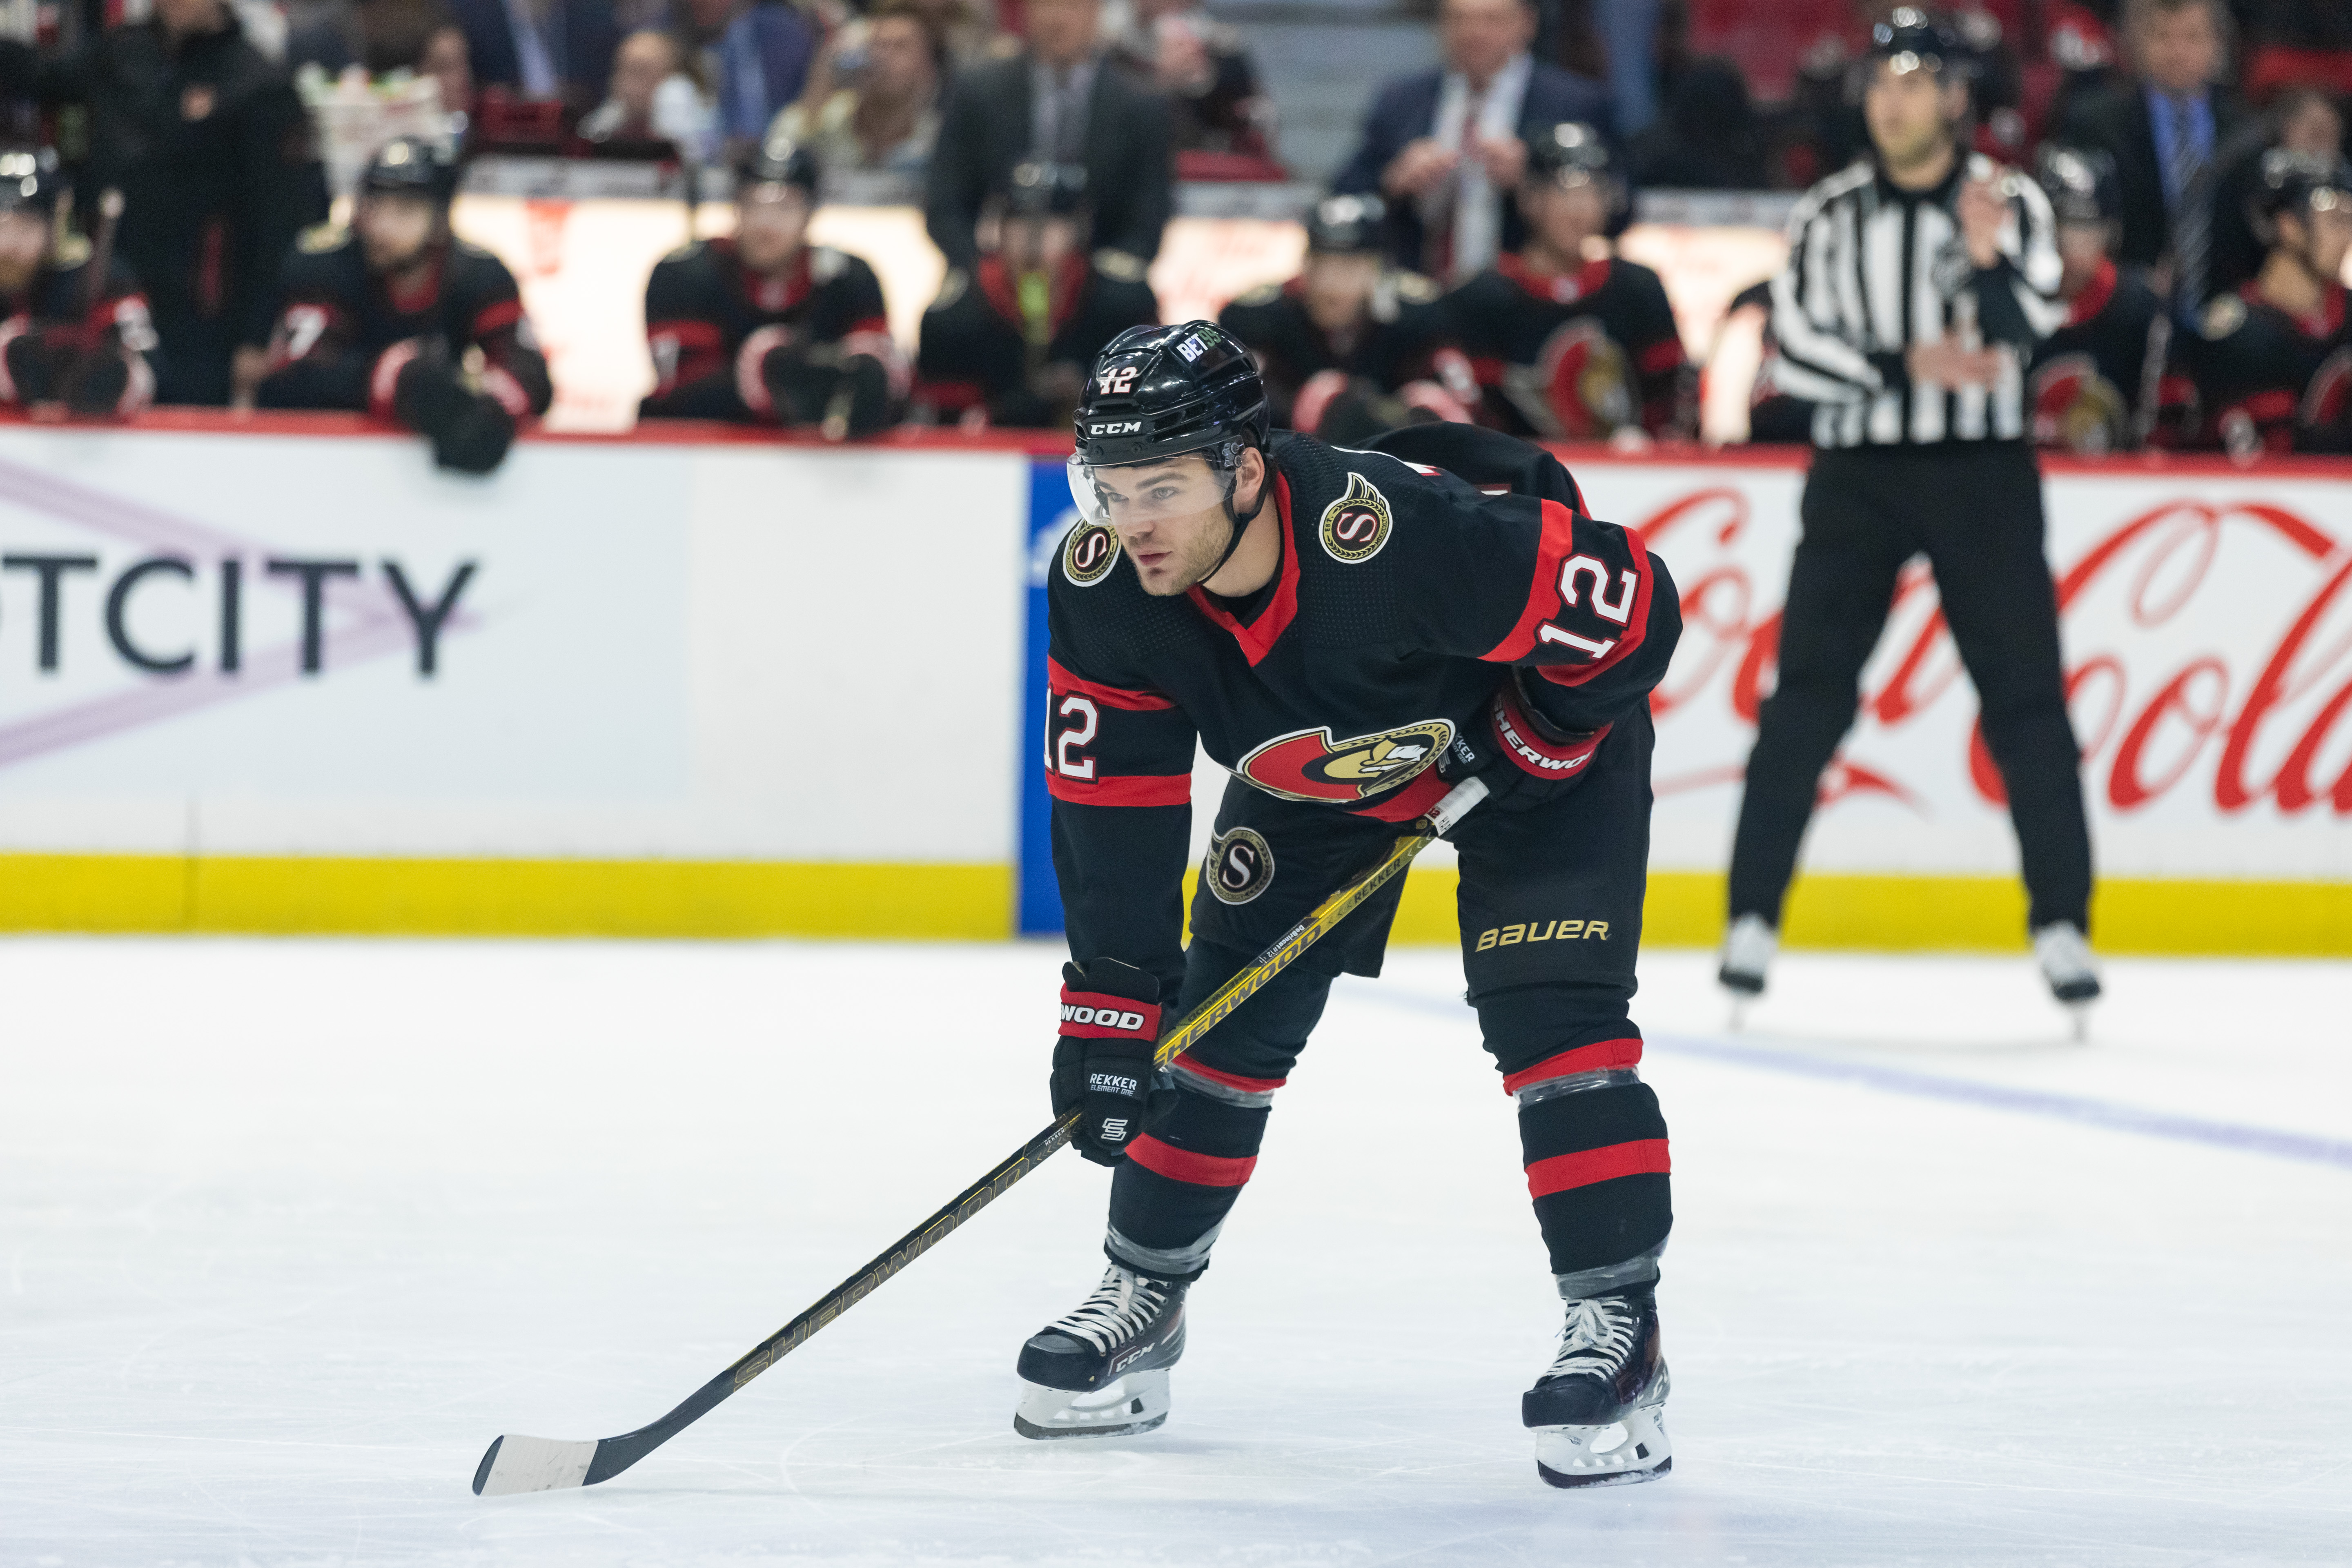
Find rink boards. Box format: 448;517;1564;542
0;416;2343;952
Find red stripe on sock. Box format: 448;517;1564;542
1500;1038;1645;1096
1525;1138;1670;1198
1127;1134;1258;1187
1170;1053;1287;1094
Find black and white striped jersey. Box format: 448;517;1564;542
1770;154;2067;449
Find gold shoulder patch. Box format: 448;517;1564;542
931;267;969;311
1391;270;1440;304
2201;294;2247;340
810;245;847;283
1232;283;1282;308
296;222;349;254
53;232;91;267
1093;248;1148;283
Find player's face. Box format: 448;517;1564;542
356;193;442;274
735;185;811;273
1520;178;1608;259
1092;453;1241;595
1004;214;1081;275
2297;198;2352;281
1301;252;1380;333
2056;221;2110;296
0;209;49;292
1864;60;1962;171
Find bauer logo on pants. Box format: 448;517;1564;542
1063;522;1121;586
1319;472;1394;563
1205;826;1275;904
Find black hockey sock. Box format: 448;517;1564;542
1104;1083;1272;1278
1506;1038;1673;1278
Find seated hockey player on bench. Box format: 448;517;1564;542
1022;320;1683;1488
637;138;905;440
256;137;550;474
0;148;157;420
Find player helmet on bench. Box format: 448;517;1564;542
738;136;820;198
2035;144;2120;229
1305;193;1386;255
0;147;61;215
361;136;459;208
1068;321;1271;542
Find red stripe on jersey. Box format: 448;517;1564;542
648;320;725;351
1169;1054;1286;1094
1351;767;1451;822
1481;498;1583;662
1047;656;1176;711
1500;1038;1644;1096
845;314;892;339
1535;532;1655;689
1186;472;1301;666
1636;338;1686;374
1046;771;1192;807
1525;1138;1670;1198
1128;1134;1258;1187
472;297;525;339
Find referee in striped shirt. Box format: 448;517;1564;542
1720;9;2102;1016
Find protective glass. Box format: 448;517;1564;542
1065;449;1236;527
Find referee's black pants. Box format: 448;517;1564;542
1728;440;2094;934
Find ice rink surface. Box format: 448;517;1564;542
4;935;2349;1568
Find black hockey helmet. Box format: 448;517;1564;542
737;136;820;198
2254;147;2352;225
1004;160;1089;220
2036;144;2120;227
361;136;459;206
0;147;60;216
1305;193;1386;254
1866;6;1973;82
1524;122;1616;191
1068;321;1270;524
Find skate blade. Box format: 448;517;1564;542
2066;1000;2094;1043
1012;1369;1170;1441
1532;1400;1670;1489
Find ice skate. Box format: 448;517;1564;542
1013;1263;1187;1439
2033;921;2101;1039
1718;913;1775;1027
1523;1290;1672;1488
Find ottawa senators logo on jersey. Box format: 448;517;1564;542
1205;826;1274;904
2301;347;2352;435
1505;319;1633;439
2029;353;2129;454
1319;472;1394;563
1238;719;1455;804
1062;521;1121;586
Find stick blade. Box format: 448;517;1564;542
473;1433;600;1496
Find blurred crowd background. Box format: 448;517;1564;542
0;0;2346;463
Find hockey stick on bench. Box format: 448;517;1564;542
472;775;1487;1497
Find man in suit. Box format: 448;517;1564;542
2059;0;2247;290
924;0;1175;274
1332;0;1612;283
446;0;620;99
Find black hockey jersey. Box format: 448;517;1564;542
1045;425;1681;1000
1215;272;1464;430
1440;254;1690;440
0;252;157;415
2167;281;2352;455
256;231;552;420
639;237;899;422
915;251;1159;428
2025;259;2166;454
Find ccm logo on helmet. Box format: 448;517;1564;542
1062;1003;1149;1032
1089;420;1144;435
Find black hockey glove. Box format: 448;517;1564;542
1435;670;1611;812
3;325;69;404
1050;958;1163;1167
825;354;894;440
60;347;131;416
394;354;518;474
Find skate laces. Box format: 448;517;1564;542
1545;1296;1639;1381
1047;1265;1170;1353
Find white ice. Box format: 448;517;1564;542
4;936;2349;1566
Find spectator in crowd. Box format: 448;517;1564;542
925;0;1175;274
2060;0;2249;283
1108;0;1270;156
1631;57;1768;189
915;159;1158;427
670;0;818;150
2026;145;2169;453
0;0;323;406
581;27;717;156
0;150;158;419
1334;0;1612;283
2189;84;2343;312
1217;193;1473;441
422;16;476;129
1439;123;1688;442
639;139;904;436
287;0;455;79
2167;148;2352;455
257;136;551;472
445;0;621;99
769;0;945;188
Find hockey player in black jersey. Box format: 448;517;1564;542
913;161;1160;429
1440;124;1691;445
257;137;551;474
0;149;156;419
639;140;903;439
2026;145;2166;455
1214;192;1475;443
2167;150;2352;457
1018;321;1682;1489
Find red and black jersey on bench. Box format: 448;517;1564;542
1043;421;1681;1008
639;238;900;424
1438;252;1691;440
2166;280;2352;455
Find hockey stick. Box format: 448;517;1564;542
472;774;1488;1497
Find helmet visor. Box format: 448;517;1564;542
1065;449;1237;528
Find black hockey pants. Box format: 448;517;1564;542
1728;441;2095;933
1103;706;1671;1294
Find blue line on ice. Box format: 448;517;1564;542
1359;986;2352;1172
